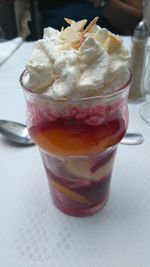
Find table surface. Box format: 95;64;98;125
0;37;150;267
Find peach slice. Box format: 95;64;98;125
50;179;90;204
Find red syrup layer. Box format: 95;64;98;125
28;108;127;156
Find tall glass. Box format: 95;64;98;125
20;70;131;217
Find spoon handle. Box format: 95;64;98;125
121;133;144;145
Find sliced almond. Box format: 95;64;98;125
64;18;87;32
64;17;74;25
72;35;85;49
84;16;99;34
61;17;99;49
71;19;87;32
72;40;80;49
60;26;64;32
60;27;81;44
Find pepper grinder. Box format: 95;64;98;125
129;20;148;102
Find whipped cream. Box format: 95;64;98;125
23;18;130;99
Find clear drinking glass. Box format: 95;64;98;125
20;70;131;217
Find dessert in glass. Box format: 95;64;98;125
20;17;131;216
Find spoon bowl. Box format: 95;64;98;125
0;120;144;146
0;120;34;145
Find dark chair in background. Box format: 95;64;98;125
0;1;17;40
28;0;42;40
0;0;42;41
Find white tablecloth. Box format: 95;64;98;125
0;38;150;267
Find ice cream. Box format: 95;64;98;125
23;17;130;99
21;17;131;216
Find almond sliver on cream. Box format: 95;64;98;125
71;19;88;32
60;27;81;45
61;17;99;49
64;17;74;25
64;18;87;32
84;16;99;34
72;36;85;49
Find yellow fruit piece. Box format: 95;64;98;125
103;32;122;53
50;179;90;204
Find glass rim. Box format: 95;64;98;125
20;68;132;103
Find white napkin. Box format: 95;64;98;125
0;37;23;65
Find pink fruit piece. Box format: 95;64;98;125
90;149;115;174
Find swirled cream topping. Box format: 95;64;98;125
23;17;130;99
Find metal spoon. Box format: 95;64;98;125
120;132;144;145
0;120;144;146
0;120;33;145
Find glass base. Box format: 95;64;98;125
40;145;117;217
51;192;109;217
140;102;150;124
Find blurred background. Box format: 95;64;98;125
0;0;150;42
0;0;42;41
